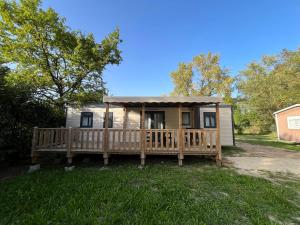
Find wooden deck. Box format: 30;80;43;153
31;128;221;166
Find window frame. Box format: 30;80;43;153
287;116;300;129
203;112;217;128
80;112;93;128
103;112;113;128
182;112;191;127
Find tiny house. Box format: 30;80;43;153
273;104;300;143
31;96;235;166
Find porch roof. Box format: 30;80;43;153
103;96;222;106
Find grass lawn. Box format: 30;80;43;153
1;160;300;225
236;133;300;151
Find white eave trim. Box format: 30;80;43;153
273;104;300;115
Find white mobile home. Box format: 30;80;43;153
31;96;234;166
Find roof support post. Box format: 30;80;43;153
191;106;195;129
103;103;110;165
31;126;39;164
178;104;183;166
140;103;146;166
67;127;73;164
215;103;222;166
123;106;127;130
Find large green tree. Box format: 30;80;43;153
237;49;300;132
0;0;122;108
170;52;233;104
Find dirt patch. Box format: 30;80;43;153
225;142;300;176
227;157;300;175
235;142;300;159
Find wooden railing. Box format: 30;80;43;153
32;128;219;155
183;129;217;152
34;128;68;150
108;129;142;152
71;128;104;152
145;129;179;153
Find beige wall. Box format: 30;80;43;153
199;106;234;146
66;104;124;129
276;107;300;142
66;104;234;145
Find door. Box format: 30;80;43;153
144;111;165;129
144;111;165;146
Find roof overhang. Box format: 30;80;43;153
273;104;300;115
103;96;222;106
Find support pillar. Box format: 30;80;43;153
123;106;127;130
178;104;184;166
103;103;110;165
215;103;222;166
31;126;39;164
67;127;73;165
140;103;146;166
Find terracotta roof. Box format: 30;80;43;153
103;96;222;104
273;104;300;115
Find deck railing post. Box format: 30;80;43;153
216;103;222;166
67;127;73;164
178;104;184;166
140;103;146;166
31;126;38;164
103;103;109;165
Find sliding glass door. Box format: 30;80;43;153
144;111;165;129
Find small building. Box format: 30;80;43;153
66;98;235;146
31;96;235;166
273;104;300;143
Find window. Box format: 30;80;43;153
103;112;113;128
203;112;216;128
80;112;93;128
182;112;191;126
287;116;300;129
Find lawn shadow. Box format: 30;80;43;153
222;146;246;156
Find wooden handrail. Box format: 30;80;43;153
31;128;219;166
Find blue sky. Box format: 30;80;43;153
43;0;300;96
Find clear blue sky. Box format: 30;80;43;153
43;0;300;96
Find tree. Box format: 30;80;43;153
0;63;65;161
170;52;234;104
170;63;193;96
192;53;233;104
0;0;122;108
237;48;300;133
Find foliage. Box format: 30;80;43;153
192;53;234;104
0;0;122;108
0;64;64;162
1;164;299;224
170;63;193;96
170;52;234;104
237;48;300;133
233;99;251;134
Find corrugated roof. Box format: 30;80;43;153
273;104;300;115
103;96;222;104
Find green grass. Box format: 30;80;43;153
222;145;246;156
1;162;300;225
236;133;300;151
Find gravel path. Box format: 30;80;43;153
225;142;300;175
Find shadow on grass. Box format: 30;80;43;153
236;134;300;151
35;153;219;169
222;146;246;157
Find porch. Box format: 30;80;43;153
31;96;222;166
